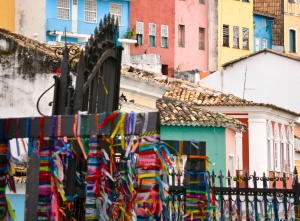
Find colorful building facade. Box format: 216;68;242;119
0;0;15;32
130;0;209;75
46;0;130;44
215;0;254;71
3;0;130;44
253;12;274;52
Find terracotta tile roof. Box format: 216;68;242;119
222;48;300;68
0;28;56;58
121;66;300;116
157;99;247;131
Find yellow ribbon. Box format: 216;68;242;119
6;197;17;220
110;113;126;149
99;76;108;94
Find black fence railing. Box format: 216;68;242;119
209;169;299;221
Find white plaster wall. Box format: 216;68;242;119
15;0;46;42
130;54;162;73
248;113;268;182
0;54;54;118
200;52;300;113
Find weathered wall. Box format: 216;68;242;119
130;54;162;73
0;34;55;118
15;0;46;42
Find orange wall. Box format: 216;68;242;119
0;0;15;31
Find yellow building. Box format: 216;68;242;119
218;0;254;68
284;1;300;56
0;0;15;31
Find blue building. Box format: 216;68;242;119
253;11;275;52
46;0;130;44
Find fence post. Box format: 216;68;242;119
293;167;300;220
244;172;250;221
234;170;242;221
218;170;224;220
253;171;259;221
262;172;269;221
227;170;233;221
212;170;217;221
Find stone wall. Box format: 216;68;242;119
0;29;56;118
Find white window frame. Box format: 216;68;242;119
274;123;280;172
136;22;144;45
228;153;235;179
110;3;122;26
57;0;70;20
287;127;293;173
85;0;97;23
267;121;274;171
161;25;168;48
149;23;156;47
235;132;243;170
281;125;286;173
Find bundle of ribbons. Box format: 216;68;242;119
136;142;171;221
36;147;54;221
184;155;209;221
0;139;17;221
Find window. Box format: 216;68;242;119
85;0;97;23
228;154;234;178
263;39;267;49
242;27;249;49
199;28;205;50
199;0;205;4
262;19;267;27
136;22;144;45
110;3;122;26
274;124;280;171
233;26;239;48
161;25;168;48
289;29;296;53
255;38;260;51
267;121;273;171
287;128;293;173
178;25;185;47
149;23;156;47
223;25;229;47
57;0;70;20
281;126;286;172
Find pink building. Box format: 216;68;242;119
130;0;208;76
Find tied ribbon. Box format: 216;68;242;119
110;113;126;149
73;114;87;159
6;197;17;220
99;76;108;94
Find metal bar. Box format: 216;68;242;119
73;52;85;114
24;152;40;221
0;112;159;139
262;173;268;221
253;172;259;221
57;47;69;115
235;170;242;221
82;49;117;94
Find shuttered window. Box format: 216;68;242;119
161;25;168;48
233;26;239;48
199;28;205;50
149;23;156;47
136;22;144;45
223;25;229;47
242;27;249;50
289;29;296;53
